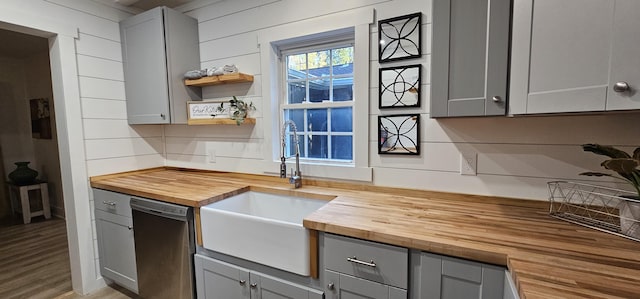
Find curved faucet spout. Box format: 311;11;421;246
281;120;302;188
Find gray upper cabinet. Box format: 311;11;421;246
411;251;505;299
510;0;640;114
431;0;511;117
120;6;201;124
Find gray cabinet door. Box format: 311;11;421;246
95;210;138;293
325;269;407;299
120;7;201;124
251;273;323;299
510;0;613;114
431;0;510;117
194;254;251;299
120;7;170;124
606;0;640;110
412;252;504;299
195;254;322;299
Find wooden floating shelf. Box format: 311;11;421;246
187;118;256;126
184;73;254;87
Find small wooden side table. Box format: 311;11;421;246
6;180;51;224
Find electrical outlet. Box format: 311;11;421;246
460;152;477;176
207;149;216;163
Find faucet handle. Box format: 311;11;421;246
279;159;286;178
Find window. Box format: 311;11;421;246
281;43;354;162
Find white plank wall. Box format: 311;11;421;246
2;0;638;292
169;0;640;201
1;0;163;285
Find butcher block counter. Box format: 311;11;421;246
90;168;640;299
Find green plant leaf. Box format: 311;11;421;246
579;172;615;177
582;144;631;158
601;158;640;174
633;147;640;161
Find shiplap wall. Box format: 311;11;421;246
2;0;164;287
168;0;640;201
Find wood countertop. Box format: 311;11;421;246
90;168;640;299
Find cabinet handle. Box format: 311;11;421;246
347;256;377;267
327;282;335;290
239;279;246;285
102;201;116;207
160;113;166;119
250;283;257;289
492;96;502;102
613;82;630;92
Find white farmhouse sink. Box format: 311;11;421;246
200;191;329;276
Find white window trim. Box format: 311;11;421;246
258;8;373;182
281;41;355;163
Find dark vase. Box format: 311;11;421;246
8;161;39;185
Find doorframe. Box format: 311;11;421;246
0;7;103;295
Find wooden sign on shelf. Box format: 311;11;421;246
186;101;255;125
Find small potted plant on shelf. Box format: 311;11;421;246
228;96;256;125
580;143;640;239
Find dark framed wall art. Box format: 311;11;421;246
379;64;421;108
378;114;420;155
378;12;422;62
30;98;52;139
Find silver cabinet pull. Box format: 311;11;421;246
127;226;132;230
160;113;166;119
613;82;630;92
250;283;257;288
492;96;502;102
347;256;376;267
239;280;246;285
327;282;335;290
102;201;116;207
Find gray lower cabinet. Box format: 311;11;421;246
411;251;504;299
502;270;520;299
324;233;409;298
194;254;323;299
430;0;511;117
120;6;201;124
325;269;407;299
93;189;138;293
510;0;640;114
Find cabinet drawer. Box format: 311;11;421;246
324;233;408;289
94;189;132;217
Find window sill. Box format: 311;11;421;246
264;161;372;182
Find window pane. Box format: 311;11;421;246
308;78;330;102
287;53;307;78
307;109;327;132
331;107;352;132
333;77;353;101
307;135;328;159
284;109;304;132
288;81;306;104
332;47;353;75
307;50;330;77
331;136;353;160
286;134;305;158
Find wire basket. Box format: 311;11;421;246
548;181;640;242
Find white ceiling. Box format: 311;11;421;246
0;29;48;59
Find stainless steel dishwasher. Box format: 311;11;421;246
130;197;195;299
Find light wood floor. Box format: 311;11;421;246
0;217;135;299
